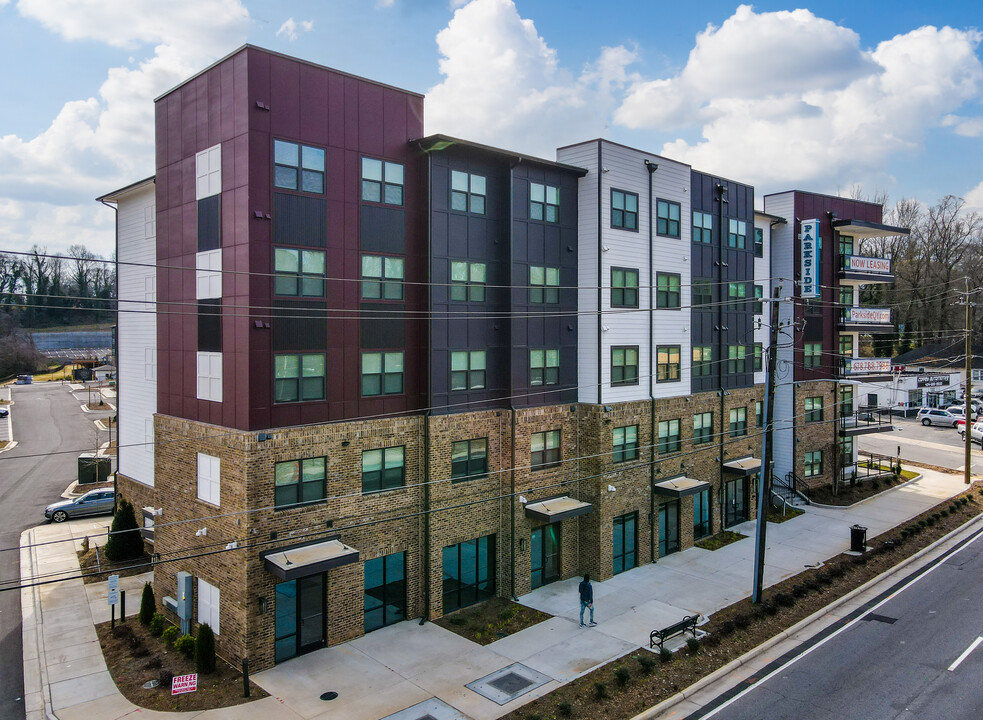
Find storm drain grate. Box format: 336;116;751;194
380;697;472;720
466;662;553;705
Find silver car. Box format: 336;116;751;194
916;407;961;427
44;489;115;523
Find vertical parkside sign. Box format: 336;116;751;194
800;219;819;298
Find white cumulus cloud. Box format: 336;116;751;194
965;180;983;212
426;0;637;159
941;114;983;137
276;17;314;42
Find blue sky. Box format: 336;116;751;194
0;0;981;257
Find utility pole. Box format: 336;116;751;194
752;285;783;603
964;277;975;485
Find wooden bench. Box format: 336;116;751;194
649;615;699;651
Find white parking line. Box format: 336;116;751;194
948;637;983;672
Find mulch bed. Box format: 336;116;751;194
505;484;983;720
435;596;552;646
766;506;804;523
804;473;910;506
695;530;747;551
95;619;267;711
78;546;153;584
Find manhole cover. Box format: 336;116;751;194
320;691;339;701
488;672;534;695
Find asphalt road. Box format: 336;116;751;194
860;416;983;476
0;382;112;720
690;527;983;720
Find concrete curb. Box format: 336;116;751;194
629;507;983;720
807;472;925;510
0;440;18;454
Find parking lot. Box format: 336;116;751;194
859;414;983;476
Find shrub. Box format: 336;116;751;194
828;565;844;579
686;637;701;652
638;654;657;674
614;666;631;686
196;623;216;674
142;657;163;671
900;528;910;538
763;602;778;615
161;625;179;647
926;517;936;526
732;613;751;629
932;513;941;521
139;583;155;625
950;504;959;513
918;520;927;528
149;613;165;637
775;592;795;607
158;669;174;689
175;634;196;658
80;536;89;554
593;682;609;700
558;701;573;717
719;620;735;635
791;584;807;598
941;510;949;518
103;500;143;562
659;647;673;663
702;633;721;648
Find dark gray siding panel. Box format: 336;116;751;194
273;193;327;247
198;299;221;352
197;196;221;251
360;206;406;253
273;301;327;351
360;304;406;348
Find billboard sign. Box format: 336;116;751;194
845;358;891;375
846;256;892;274
800;219;819;298
847;307;891;324
916;374;951;388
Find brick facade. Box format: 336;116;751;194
792;380;839;489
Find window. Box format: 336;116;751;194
361;157;404;205
838;234;854;259
450;262;486;302
197;453;221;506
451;170;486;214
611;268;638;308
613;513;637;575
753;343;763;372
729;407;747;437
274;248;326;297
442;535;495;613
727;345;747;374
657;199;681;237
693;279;712;307
693;211;712;243
611;189;638;230
197;578;220;635
753;285;763;315
805;396;824;423
728;282;748;310
611;346;639;386
198;300;221;353
530;182;559;222
364;552;406;631
693;488;712;541
531;430;561;470
529;266;560;304
755;400;763;427
839;334;854;368
613;425;638;463
804;450;823;478
839;436;854;467
694;412;713;445
362;447;405;493
196;144;222;200
196;351;222;402
656;273;681;309
727;219;747;249
361;352;404;396
451;439;488;482
451;350;486;391
804;342;822;369
530;349;560;386
657;345;681;383
658;419;681;454
274;354;326;403
693;346;712;377
839;287;854;321
274;140;325;193
754;227;764;257
361;255;404;300
275;457;326;509
839;385;854;416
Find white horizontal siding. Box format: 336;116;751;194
764;193;795;480
116;183;156;488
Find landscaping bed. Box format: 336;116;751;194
695;530;746;551
435;597;552;645
767;506;804;523
78;544;153;584
506;485;983;720
804;472;913;506
95;618;267;712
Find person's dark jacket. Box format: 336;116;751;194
579;579;593;604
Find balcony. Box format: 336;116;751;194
839;307;893;334
838;254;894;284
839;408;895;436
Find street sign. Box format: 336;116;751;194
171;673;198;695
108;574;119;591
107;589;120;606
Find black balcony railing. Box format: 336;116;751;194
839;407;893;433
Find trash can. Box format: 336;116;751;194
850;524;867;553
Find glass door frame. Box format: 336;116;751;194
274;573;326;664
530;524;562;589
724;477;749;527
613;512;637;574
658;500;680;557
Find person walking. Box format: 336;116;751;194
579;574;596;627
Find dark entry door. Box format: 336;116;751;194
531;524;561;589
724;477;749;527
274;574;325;663
364;552;406;632
658;501;680;557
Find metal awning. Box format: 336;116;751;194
723;456;762;476
652;476;710;498
262;539;359;581
832;219;909;238
524;496;593;523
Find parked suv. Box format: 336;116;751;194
946;405;977;421
916;407;961;427
960;420;983;445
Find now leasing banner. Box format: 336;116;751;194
847;307;891;324
800;219;819;298
846;256;892;274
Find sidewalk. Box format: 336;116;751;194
21;468;969;720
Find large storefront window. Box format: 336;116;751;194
364;553;406;632
442;535;496;613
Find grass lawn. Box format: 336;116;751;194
695;530;747;551
435;597;551;645
33;365;73;382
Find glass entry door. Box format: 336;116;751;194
364;552;406;633
658;501;680;557
613;512;637;574
275;574;325;664
531;524;561;589
724;477;749;527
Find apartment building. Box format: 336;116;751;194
764;191;906;491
